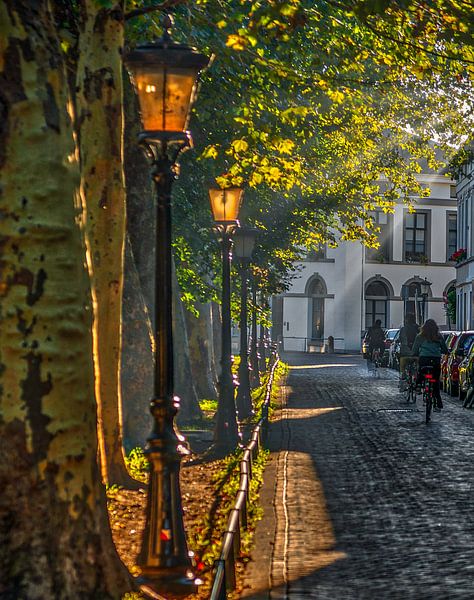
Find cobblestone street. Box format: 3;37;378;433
242;353;474;599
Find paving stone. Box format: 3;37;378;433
241;353;474;599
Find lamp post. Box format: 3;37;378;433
420;277;432;323
124;16;209;595
209;186;244;449
233;227;258;420
258;294;267;374
249;274;261;388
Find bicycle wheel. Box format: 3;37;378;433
405;382;412;403
425;387;432;424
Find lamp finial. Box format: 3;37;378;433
162;13;174;42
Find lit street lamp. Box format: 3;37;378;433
125;16;209;595
209;186;243;449
233;227;258;420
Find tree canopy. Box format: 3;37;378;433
125;0;473;304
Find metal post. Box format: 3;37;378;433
214;227;240;449
236;261;253;420
249;276;260;388
136;136;197;594
258;320;266;374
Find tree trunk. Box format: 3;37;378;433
184;302;218;400
75;1;139;488
121;236;153;452
123;70;155;308
173;266;202;423
0;2;130;596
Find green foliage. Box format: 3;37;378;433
125;1;474;308
447;289;456;323
105;484;122;498
125;447;149;484
199;398;218;413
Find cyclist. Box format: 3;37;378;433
366;319;385;365
399;313;420;390
411;319;448;410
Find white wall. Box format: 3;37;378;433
277;171;456;352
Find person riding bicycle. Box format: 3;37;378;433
399;313;420;390
366;319;385;362
411;319;448;410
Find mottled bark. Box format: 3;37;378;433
184;301;218;400
75;1;138;488
123;71;154;307
0;1;130;596
121;236;153;452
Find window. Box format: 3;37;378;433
365;280;389;329
309;277;326;340
366;211;391;261
447;213;457;261
405;212;428;263
450;185;457;199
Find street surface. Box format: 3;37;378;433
241;353;474;599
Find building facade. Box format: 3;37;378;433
454;148;474;330
273;172;457;352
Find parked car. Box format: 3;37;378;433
445;331;474;396
361;330;370;358
388;329;400;370
382;329;399;367
457;340;474;400
440;332;460;392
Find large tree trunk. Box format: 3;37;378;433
0;2;130;596
121;236;153;452
75;1;138;488
184;302;218;400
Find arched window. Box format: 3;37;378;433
365;280;389;329
308;277;326;340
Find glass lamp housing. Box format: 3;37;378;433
209;187;243;223
125;35;209;134
233;227;258;260
420;279;432;296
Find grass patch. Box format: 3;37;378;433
187;446;269;597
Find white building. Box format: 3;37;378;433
454;147;474;330
272;171;457;352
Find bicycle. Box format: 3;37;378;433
420;366;436;424
403;359;418;404
369;348;381;378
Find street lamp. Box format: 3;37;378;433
209;186;244;449
124;16;209;596
233;227;258;420
249;274;261;388
420;277;432;323
258;294;267;374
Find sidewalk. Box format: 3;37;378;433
241;354;350;598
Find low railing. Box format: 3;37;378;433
279;335;345;353
209;352;280;599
